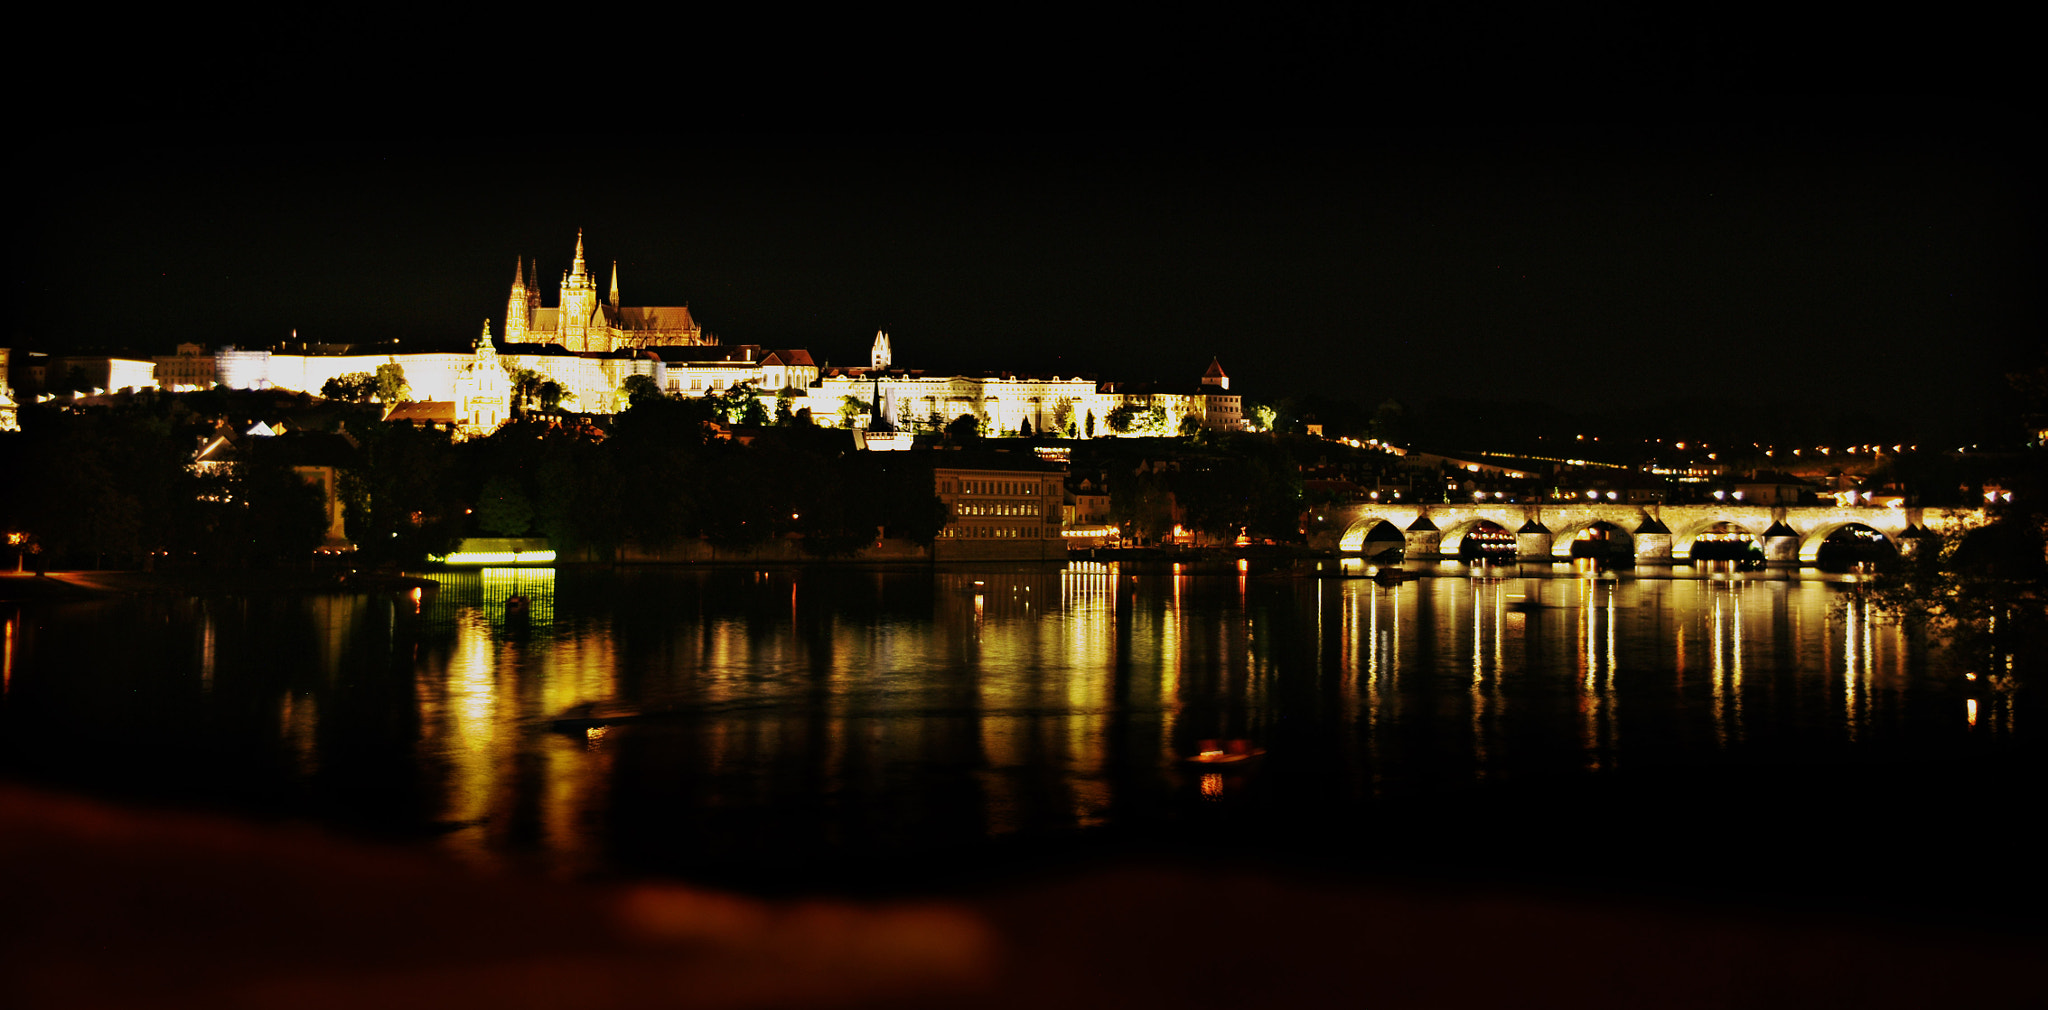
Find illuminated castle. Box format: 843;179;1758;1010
503;230;709;353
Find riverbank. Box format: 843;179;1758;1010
0;569;437;603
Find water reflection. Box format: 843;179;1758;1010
0;564;2017;880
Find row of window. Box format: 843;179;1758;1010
955;503;1052;517
940;526;1047;539
946;479;1045;496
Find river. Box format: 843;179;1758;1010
0;561;2035;921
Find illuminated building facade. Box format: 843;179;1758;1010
151;343;217;390
934;464;1068;560
0;347;16;431
109;242;1241;443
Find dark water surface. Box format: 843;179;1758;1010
2;562;2037;924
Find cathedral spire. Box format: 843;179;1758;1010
572;228;587;276
610;261;619;307
511;258;525;292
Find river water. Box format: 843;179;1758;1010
1;561;2036;917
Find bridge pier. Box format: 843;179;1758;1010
1764;520;1801;567
1634;516;1673;564
1515;521;1552;563
1404;515;1441;561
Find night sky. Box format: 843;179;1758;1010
14;14;2036;420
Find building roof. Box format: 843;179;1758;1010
385;401;457;423
649;344;764;364
605;305;699;332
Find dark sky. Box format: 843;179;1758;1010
13;13;2036;415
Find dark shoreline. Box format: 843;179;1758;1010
0;569;438;603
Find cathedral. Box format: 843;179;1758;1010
503;231;710;353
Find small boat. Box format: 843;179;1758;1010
1185;739;1266;767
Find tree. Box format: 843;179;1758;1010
945;413;982;445
338;420;463;565
1178;413;1203;438
714;382;765;425
1110;470;1175;546
1050;398;1075;438
504;366;543;415
1107;403;1167;435
320;372;377;403
1854;515;2048;670
213;455;330;567
474;474;535;536
838;395;871;429
374;363;412;405
1084;409;1096;438
537;379;570;414
620;373;664;408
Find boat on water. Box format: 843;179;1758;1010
1186;739;1266;767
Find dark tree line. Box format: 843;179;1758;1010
1;389;950;571
0;398;328;569
450;396;945;561
1074;432;1305;546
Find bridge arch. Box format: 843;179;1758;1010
1685;520;1764;563
1550;519;1635;560
1799;521;1899;565
1441;516;1523;553
1338;514;1415;553
1444;518;1517;561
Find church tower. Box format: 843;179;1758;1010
559;229;600;352
503;259;531;343
871;330;892;370
476;319;499;363
609;262;620;308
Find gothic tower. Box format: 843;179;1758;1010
871;330;892;370
503;259;530;343
559;229;600;351
609;262;620;308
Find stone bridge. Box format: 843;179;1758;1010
1309;502;1985;566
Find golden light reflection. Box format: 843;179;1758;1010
1577;579;1619;771
279;690;319;778
1467;579;1507;780
1708;586;1745;747
199;605;215;695
1967;697;1979;727
1201;772;1224;800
